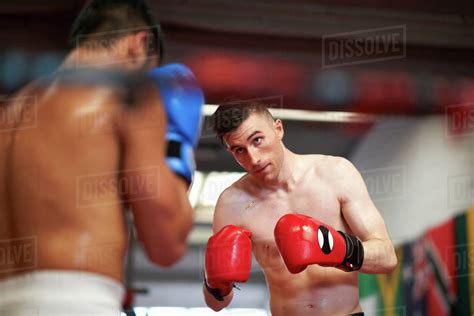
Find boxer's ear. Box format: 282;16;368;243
128;31;149;67
132;31;149;52
274;119;284;140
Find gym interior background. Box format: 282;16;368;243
1;0;473;315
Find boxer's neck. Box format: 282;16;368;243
61;47;130;71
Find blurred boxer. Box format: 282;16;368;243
203;102;397;316
0;0;202;315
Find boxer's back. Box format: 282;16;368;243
0;71;131;282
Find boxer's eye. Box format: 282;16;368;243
253;137;263;145
235;148;244;155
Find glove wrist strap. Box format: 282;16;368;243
204;280;233;302
337;231;364;272
166;139;194;185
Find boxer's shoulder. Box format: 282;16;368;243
312;155;363;198
218;175;252;206
51;67;145;86
298;155;359;190
304;154;355;176
37;68;152;107
213;175;254;226
295;154;340;177
213;187;241;230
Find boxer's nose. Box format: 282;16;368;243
247;147;261;168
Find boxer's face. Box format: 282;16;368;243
224;113;284;182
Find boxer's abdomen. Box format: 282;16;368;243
251;221;360;316
263;263;359;315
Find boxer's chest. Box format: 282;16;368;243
240;176;345;269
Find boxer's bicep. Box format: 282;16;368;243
119;91;169;200
334;158;397;272
335;158;390;242
119;93;193;266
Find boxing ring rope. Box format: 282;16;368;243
202;104;381;123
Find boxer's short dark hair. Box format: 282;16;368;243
211;101;274;145
68;0;163;61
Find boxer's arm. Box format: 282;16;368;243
202;188;239;311
119;86;193;267
334;157;397;274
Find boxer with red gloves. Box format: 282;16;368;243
274;214;364;274
205;102;397;315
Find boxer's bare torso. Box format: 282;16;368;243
0;72;142;283
217;154;362;316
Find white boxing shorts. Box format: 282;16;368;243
0;270;125;316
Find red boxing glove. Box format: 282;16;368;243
274;213;364;274
204;225;252;300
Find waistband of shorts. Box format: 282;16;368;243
0;269;125;308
